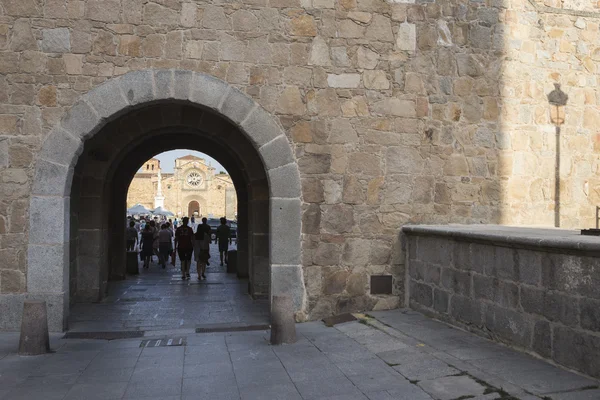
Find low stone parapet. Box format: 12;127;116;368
403;224;600;378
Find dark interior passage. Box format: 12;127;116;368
67;102;272;330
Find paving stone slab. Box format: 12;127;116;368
417;375;486;400
63;382;128;400
393;356;460;381
549;389;600;399
240;383;302;400
295;376;363;399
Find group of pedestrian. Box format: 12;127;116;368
174;216;231;280
126;214;232;281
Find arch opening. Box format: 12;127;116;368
28;70;304;331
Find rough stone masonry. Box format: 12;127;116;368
0;0;599;329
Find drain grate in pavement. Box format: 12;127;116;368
322;313;357;327
118;297;162;302
129;289;148;292
63;331;145;340
195;323;270;333
140;337;186;347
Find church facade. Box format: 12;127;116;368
127;155;237;219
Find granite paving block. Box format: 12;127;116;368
184;361;233;378
348;369;413;392
4;382;73;400
63;382;128;400
393;357;459;381
418;375;486;400
240;383;302;400
295;376;362;399
549;389;600;400
125;382;182;398
76;367;134;383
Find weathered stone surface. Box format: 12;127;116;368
363;70;389;89
10;19;37;51
41;28;70;53
309;36;331;66
327;73;360;88
322;204;354;234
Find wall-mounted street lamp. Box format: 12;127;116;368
547;83;568;228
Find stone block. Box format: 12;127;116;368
241;105;284;148
84;76;129;119
410;280;433;308
520;287;573;328
417;237;452;266
433;288;449;313
29;196;69;245
268;163;301;199
449;295;483;326
489;246;517;281
397;22;416;51
532;319;551;359
544;255;600;300
453;242;472;270
61;99;102;140
270;295;297;345
322;204;354;234
41;28;70;53
26;292;67;332
302;204;320;234
172;69;194;101
516;249;542;286
219;87;256;125
119;70;155;106
18;300;50;355
580;298;600;331
553;326;600;378
271;265;305;315
469;243;495;275
271;198;301;265
153;69;173;98
31;159;72;196
259;135;295;171
473;275;518;308
441;268;471;295
486;304;532;348
39;128;82;168
409;260;440;284
314;242;341;265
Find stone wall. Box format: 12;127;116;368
404;225;600;378
1;0;600;326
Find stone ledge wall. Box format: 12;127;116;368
404;230;600;378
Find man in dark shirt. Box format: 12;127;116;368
216;217;231;266
175;217;194;280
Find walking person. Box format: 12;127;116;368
140;224;154;269
216;217;232;266
174;217;194;280
126;220;138;251
193;218;211;280
158;223;173;269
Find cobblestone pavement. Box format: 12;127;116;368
69;242;270;333
1;309;598;400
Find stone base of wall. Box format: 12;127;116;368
403;225;600;379
0;293;67;332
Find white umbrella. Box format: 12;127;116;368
152;206;174;217
127;204;151;215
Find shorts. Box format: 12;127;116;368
178;248;193;261
219;242;229;253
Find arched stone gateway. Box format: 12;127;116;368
28;69;305;331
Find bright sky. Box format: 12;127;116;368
148;150;228;174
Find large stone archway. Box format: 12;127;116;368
28;69;304;331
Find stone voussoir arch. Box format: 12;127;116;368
28;69;305;330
